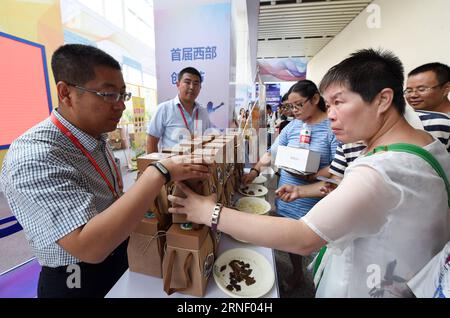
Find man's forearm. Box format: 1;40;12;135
58;167;166;263
146;135;159;154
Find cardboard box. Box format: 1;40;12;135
171;176;215;224
136;153;173;222
161;145;191;155
134;215;159;234
178;140;203;152
203;141;235;164
193;147;228;164
137;153;172;173
192;135;216;145
227;133;245;164
274;145;321;174
166;154;213;224
163;224;215;297
166;223;209;250
156;185;171;216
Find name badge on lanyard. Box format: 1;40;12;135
178;104;199;138
50;113;123;200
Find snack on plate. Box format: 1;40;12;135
224;259;256;292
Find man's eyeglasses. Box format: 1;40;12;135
68;83;132;102
403;84;443;96
284;98;310;110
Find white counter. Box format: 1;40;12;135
106;234;279;298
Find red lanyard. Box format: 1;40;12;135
50;113;122;199
178;104;198;133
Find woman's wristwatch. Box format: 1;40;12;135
211;203;223;232
250;167;260;176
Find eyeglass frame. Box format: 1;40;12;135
403;83;444;96
67;83;132;102
283;97;311;110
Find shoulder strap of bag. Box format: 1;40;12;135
312;245;327;278
366;143;450;207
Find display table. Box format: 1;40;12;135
106;234;279;298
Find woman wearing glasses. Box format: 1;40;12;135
242;80;338;292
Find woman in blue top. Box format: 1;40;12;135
243;80;337;291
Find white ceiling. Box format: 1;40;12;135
257;0;373;59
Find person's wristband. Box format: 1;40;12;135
250;168;260;176
211;203;223;232
149;162;171;184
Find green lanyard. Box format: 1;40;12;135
313;143;450;284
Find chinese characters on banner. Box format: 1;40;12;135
154;0;231;129
170;46;217;61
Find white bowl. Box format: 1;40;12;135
235;197;271;215
251;175;267;184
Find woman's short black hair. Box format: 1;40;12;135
320;48;405;115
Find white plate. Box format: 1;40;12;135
251;175;267;184
238;184;268;197
213;248;275;298
235;197;271;215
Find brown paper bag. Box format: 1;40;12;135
162;224;214;297
128;215;167;278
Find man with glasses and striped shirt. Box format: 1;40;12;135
405;62;450;116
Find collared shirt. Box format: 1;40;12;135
0;110;121;267
147;95;211;149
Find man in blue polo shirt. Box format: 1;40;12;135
146;67;212;153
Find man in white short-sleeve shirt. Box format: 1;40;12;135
146;67;211;153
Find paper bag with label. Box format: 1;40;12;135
127;213;168;278
162;224;215;297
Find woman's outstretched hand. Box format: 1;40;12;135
168;181;216;225
275;184;301;202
